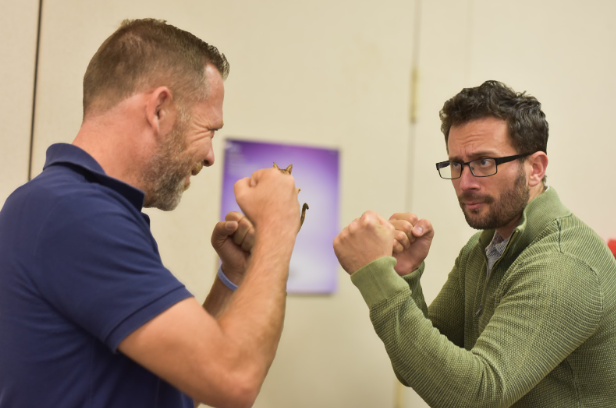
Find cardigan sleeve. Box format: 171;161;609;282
351;253;602;407
422;257;466;348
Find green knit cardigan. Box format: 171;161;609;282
351;188;616;407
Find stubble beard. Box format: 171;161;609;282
458;166;530;231
142;119;194;211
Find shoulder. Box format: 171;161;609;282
7;164;138;220
21;177;156;279
1;172;148;266
20;165;149;241
520;212;616;281
499;210;609;320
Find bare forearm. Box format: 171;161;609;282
200;164;300;404
202;275;235;318
217;231;295;373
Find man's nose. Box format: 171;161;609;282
458;164;479;190
203;141;215;167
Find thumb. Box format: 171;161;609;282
412;218;434;239
211;220;239;249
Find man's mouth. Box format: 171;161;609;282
191;160;204;176
464;201;484;210
459;193;493;211
184;161;205;191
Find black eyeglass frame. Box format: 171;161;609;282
435;153;533;180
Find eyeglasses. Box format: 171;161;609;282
435;153;532;180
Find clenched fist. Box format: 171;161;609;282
333;211;395;275
234;168;300;238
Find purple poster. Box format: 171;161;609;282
220;138;340;294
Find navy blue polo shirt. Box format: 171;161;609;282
0;144;194;407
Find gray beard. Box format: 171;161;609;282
142;124;193;211
459;167;529;231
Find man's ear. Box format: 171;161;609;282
145;86;175;137
527;151;548;187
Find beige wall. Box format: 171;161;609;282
0;0;39;203
2;1;616;407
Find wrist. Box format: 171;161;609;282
255;219;298;238
396;260;425;277
397;266;418;277
253;231;296;257
217;266;237;291
220;263;244;284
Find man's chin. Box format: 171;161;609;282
461;204;483;219
462;209;493;230
144;189;184;211
158;196;183;211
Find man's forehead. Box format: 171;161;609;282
450;117;508;135
205;63;224;85
447;117;512;158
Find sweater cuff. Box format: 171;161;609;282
350;257;409;308
401;261;425;283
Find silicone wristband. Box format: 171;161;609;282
217;265;238;291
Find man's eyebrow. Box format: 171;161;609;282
448;151;499;161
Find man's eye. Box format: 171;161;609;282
451;162;462;169
478;159;492;167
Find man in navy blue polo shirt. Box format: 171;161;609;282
0;19;301;408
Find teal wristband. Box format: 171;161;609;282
217;265;238;291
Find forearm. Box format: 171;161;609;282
215;230;295;383
202;272;236;318
203;260;248;318
402;262;429;318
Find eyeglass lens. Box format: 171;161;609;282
440;158;497;179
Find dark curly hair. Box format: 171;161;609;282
439;80;548;155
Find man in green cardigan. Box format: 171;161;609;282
333;80;616;407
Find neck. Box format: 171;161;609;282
73;97;154;191
495;217;520;240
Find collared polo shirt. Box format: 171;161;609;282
0;143;193;407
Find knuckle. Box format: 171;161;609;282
333;235;341;247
